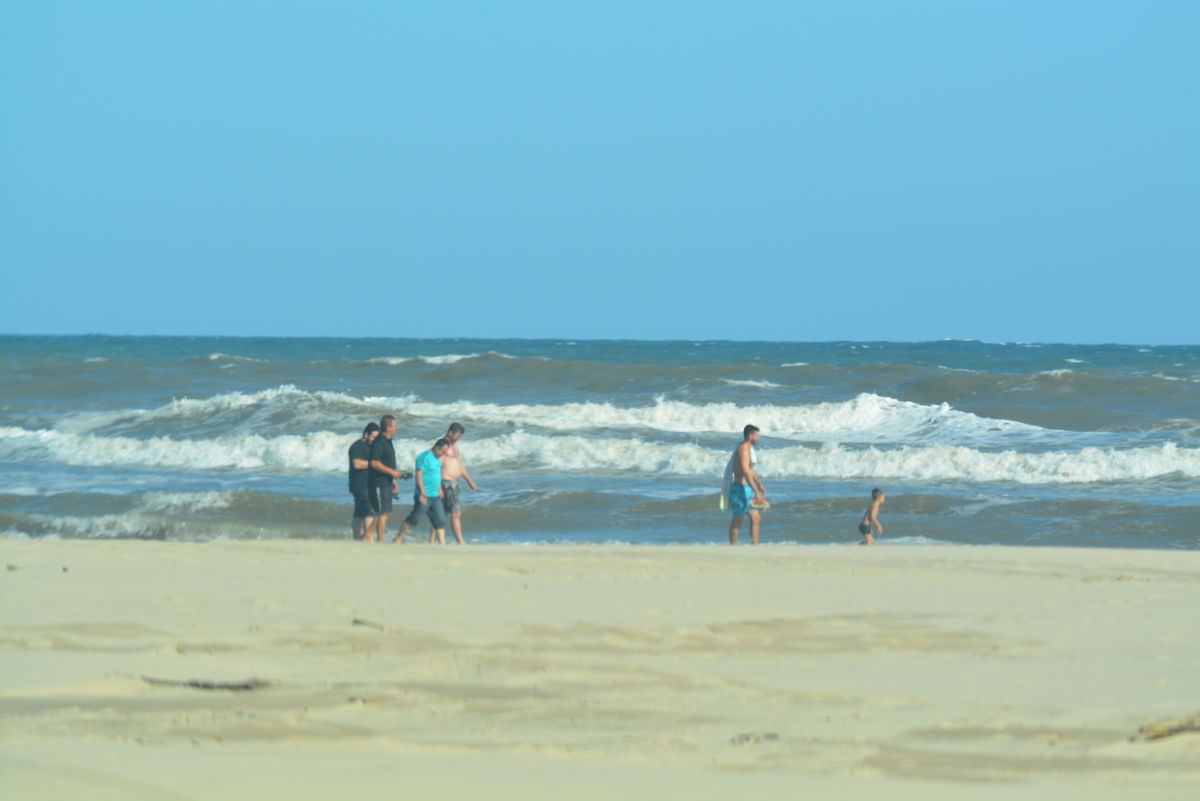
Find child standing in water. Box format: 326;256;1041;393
858;488;885;545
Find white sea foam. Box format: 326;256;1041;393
376;393;1048;444
5;509;178;540
55;385;391;435
780;362;809;367
1065;358;1087;364
207;353;267;362
1038;369;1074;378
752;442;1200;484
364;352;515;366
718;379;783;389
55;386;1050;445
0;426;352;473
1;427;1195;484
136;491;236;514
84;357;108;363
0;530;35;540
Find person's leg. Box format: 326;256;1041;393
352;490;368;541
353;516;374;541
395;495;426;543
729;485;752;544
749;510;761;545
365;486;391;542
394;512;412;543
443;484;464;544
428;496;447;545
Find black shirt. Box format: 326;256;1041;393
368;435;397;486
348;439;371;493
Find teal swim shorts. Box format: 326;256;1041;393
730;484;754;517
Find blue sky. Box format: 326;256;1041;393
1;1;1196;343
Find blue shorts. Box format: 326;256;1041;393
403;492;448;529
730;484;754;517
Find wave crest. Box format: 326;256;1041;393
51;386;1051;445
1;427;1194;484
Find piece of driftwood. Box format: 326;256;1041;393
141;676;271;692
1137;711;1200;741
351;618;386;629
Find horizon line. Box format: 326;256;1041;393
1;332;1194;348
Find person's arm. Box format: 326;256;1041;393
369;459;401;478
415;469;426;502
350;442;370;471
368;440;401;479
462;464;477;492
367;438;400;474
868;504;883;534
750;470;767;501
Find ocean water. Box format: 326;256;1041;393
1;335;1197;549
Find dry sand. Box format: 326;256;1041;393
1;539;1197;800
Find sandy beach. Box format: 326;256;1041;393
1;540;1197;800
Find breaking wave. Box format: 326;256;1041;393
364;352;516;366
52;386;1054;445
1;426;1195;484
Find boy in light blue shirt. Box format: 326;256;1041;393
394;438;451;544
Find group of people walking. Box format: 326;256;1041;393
348;420;883;546
347;417;477;544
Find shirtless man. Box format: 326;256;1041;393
729;424;768;545
432;422;477;544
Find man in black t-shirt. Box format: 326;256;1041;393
366;414;409;542
348;422;380;540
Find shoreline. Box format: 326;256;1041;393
3;540;1198;799
6;534;1197;550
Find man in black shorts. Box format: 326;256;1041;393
348;422;380;540
366;415;409;542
